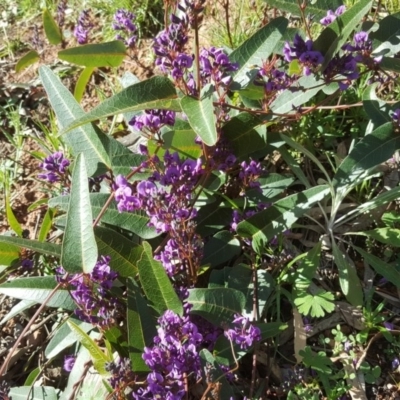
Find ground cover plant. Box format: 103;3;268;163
2;0;400;398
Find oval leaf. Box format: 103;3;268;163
43;9;62;45
202;230;241;267
74;66;95;102
15;50;40;72
61;153;98;274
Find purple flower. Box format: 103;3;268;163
129;109;176;133
392;357;400;370
106;357;135;389
392;109;400;125
38;151;70;183
113;9;137;48
224;314;261;350
56;0;67;28
64;355;75;372
21;259;34;269
383;321;394;331
74;9;92;44
320;5;346;26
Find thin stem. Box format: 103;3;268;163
223;0;233;48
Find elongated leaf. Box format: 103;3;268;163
49;193;157;239
137;242;183;315
0;276;75;310
352;245;400;289
230;17;288;88
58;41;126;67
270;74;323;115
371;12;400;57
237;185;329;253
9;386;59;400
0;299;36;325
333;122;399;192
196;202;233;237
15;50;40;72
0;242;20;266
180;85;217;146
314;0;373;69
347;228;400;247
0;235;60;257
43;9;62;45
265;0;343;19
380;56;400;73
332;241;363;306
62;76;180;134
67;320;112;375
95;227;142;278
296;242;322;281
127;278;156;372
39;66;111;176
202;230;241;267
362;83;391;129
24;367;41;386
38;207;55;242
76;372;111;400
188;287;245;325
5;190;23;236
74;66;95;102
61;154;98;274
222;113;266;157
45;318;93;359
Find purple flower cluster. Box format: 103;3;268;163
254;66;293;94
133;310;203;399
56;256;121;328
113;9;137;48
106;357;136;390
239;159;264;192
283;34;324;76
38;151;70;183
74;9;92;44
129;109;176;134
21;259;34;270
224;314;261;350
56;0;67;28
320;5;346;26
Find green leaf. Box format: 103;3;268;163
0;300;36;325
62;76;180;134
222;113;266;157
9;386;59;400
237;185;329;253
314;0;373;70
24;367;41;386
15;50;40;72
127;278;156;372
294;290;335;318
180;85;217;146
50;193;157;239
38;207;55;242
352;245;400;289
58;41;126;67
331;240;363;306
230;17;288;88
349;228;400;247
270;74;324;115
264;0;343;19
188;287;245;325
362;83;391;129
371;12;400;57
333;122;399;193
0;242;20;266
0;276;75;310
137;242;183;316
202;230;241;268
295;242;322;281
67;319;112;376
257;173;295;200
95;227;142;278
43;9;62;45
379;56;400;73
39;66;111;176
45;317;93;359
76;372;111;400
0;235;61;257
61;154;98;274
299;346;333;374
5;189;23;236
196;202;233;237
74;67;95;102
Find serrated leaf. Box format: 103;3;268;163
222;113;266;157
39;66;111;176
67;320;112;376
299;346;332;374
202;230;241;268
74;66;95;102
15;50;40;72
58;41;126;67
230;17;288;88
188;288;245;325
0;277;75;310
62;76;180;134
9;386;59;400
43;9;62;45
332;240;363;306
294;290;335;318
49;193;157;239
237;185;329;253
61;154;98;274
127;278;156;372
180;85;217;146
0;235;61;257
45;317;93;359
296;242;322;281
95;227;142;278
314;0;373;70
352;245;400;289
137;242;183;316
